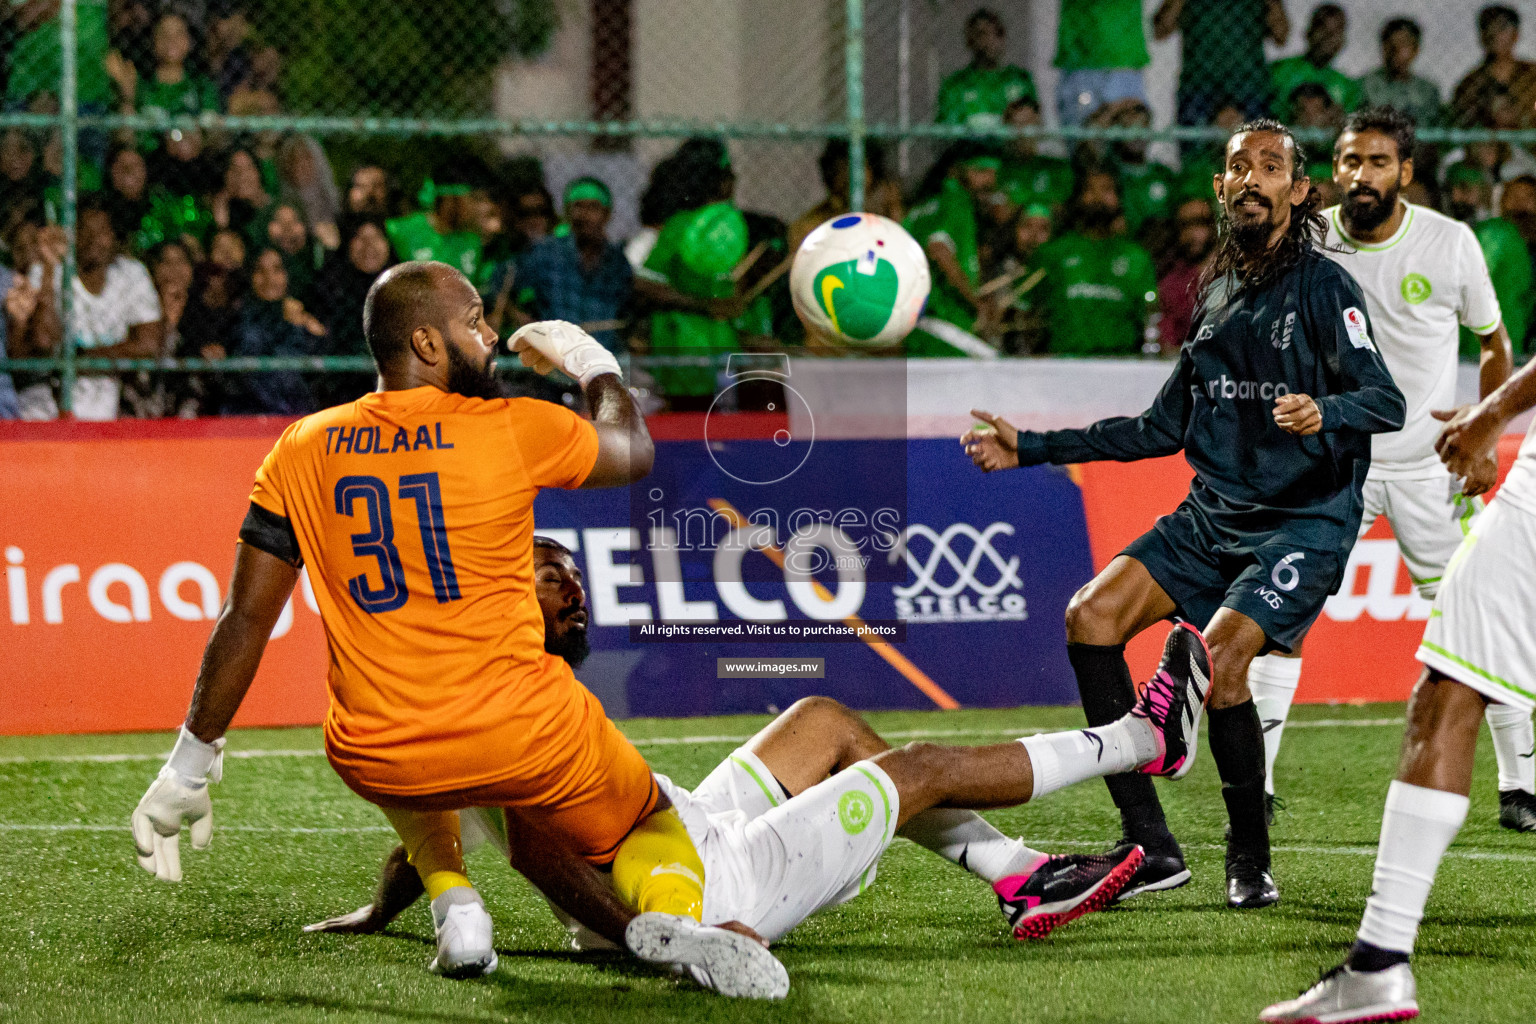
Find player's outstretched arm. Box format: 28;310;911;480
1434;350;1536;482
970;351;1191;471
303;844;424;935
507;320;654;487
131;542;298;882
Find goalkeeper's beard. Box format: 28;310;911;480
548;624;591;669
445;343;511;400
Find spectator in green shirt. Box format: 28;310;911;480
384;173;484;281
1034;169;1158;355
1469;174;1536;356
1460;214;1531;358
1359;18;1444;131
102;11;221;158
1054;0;1149;127
633;152;753;406
998;98;1074;219
6;0;114;110
1445;161;1494;225
935;9;1037;130
7;0;127;167
1290;82;1345;208
1269;4;1361;121
1155;0;1289;126
1089;99;1177;239
136;13;221;119
903;147;998;356
105;143;208;257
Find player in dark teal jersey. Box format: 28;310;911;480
963;120;1405;910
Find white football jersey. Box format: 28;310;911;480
1497;424;1536;516
1323;202;1501;478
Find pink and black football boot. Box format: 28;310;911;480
993;845;1145;940
1133;621;1213;780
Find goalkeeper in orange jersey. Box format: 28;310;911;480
128;263;780;992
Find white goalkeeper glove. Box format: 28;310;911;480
131;726;225;882
508;320;622;386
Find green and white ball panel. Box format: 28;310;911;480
790;213;930;347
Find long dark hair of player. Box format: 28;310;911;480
1199;119;1330;298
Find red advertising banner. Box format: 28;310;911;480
1;419;1526;733
1077;437;1527;704
0;419;331;735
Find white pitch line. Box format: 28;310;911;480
0;748;329;766
0;718;1407;766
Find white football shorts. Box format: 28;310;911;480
690;747;791;821
1417;500;1536;712
1361;472;1481;599
693;755;901;943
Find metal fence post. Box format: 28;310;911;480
58;0;78;417
845;0;865;212
896;0;911;180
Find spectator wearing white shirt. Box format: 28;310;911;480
15;193;164;420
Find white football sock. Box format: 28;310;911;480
1248;653;1302;797
898;808;1045;882
1018;718;1157;802
1356;780;1469;955
1485;703;1536;794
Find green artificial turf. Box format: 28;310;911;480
2;703;1533;1023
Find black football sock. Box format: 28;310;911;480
1068;642;1181;860
1346;941;1411;973
1209;700;1270;865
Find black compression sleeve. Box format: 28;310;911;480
238;502;303;567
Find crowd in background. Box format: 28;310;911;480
1;2;1536;419
907;3;1536;363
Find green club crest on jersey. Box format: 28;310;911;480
813;256;899;340
838;790;875;835
1401;273;1432;305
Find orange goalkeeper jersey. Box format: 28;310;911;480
247;386;607;799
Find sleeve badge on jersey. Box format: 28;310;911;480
1342;306;1375;351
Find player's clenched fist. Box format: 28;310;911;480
1273;393;1322;436
961;408;1020;473
508;320;622;386
131;727;224;882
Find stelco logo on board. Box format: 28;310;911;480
892;522;1027;623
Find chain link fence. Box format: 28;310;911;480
0;0;1532;417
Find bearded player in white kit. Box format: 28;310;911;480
1248;106;1536;833
1260;241;1536;1023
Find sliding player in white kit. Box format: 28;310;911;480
1261;266;1536;1023
1249;106;1536;833
310;549;1217;997
326;627;1209;952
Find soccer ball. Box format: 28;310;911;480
790;213;930;347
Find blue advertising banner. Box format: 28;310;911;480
534;439;1093;718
